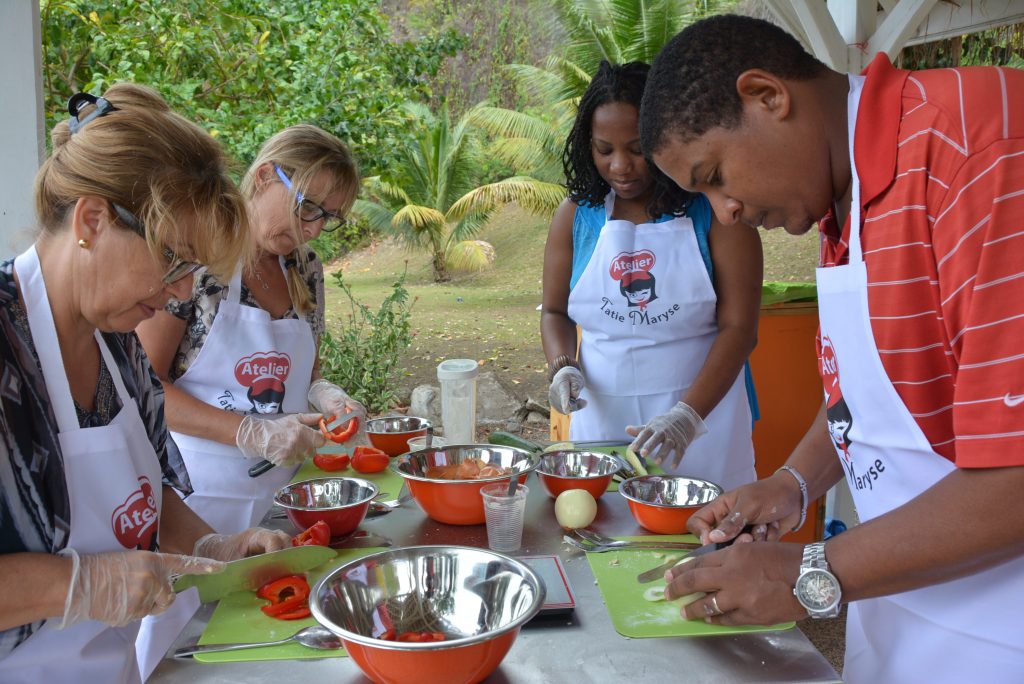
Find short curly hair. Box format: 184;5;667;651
563;60;693;219
640;14;828;155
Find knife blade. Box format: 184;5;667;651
173;545;336;603
323;413;357;432
636;542;722;583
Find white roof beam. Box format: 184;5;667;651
903;0;1024;46
790;0;849;71
867;0;942;60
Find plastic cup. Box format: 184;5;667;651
480;483;529;553
407;435;448;451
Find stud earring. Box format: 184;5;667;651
78;239;89;248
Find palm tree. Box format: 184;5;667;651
353;103;564;282
470;0;731;201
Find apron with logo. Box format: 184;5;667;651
2;246;164;684
170;260;316;535
817;75;1024;684
567;192;755;490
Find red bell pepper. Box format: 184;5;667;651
291;520;331;547
256;574;312;620
319;409;359;444
313;453;351;472
352;445;389;474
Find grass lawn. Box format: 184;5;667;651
325;204;819;408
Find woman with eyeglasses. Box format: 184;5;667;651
0;84;294;683
136;125;363;536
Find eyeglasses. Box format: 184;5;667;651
110;202;202;285
274;165;347;233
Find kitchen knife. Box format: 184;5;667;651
248;414;358;478
636;542;721;583
173;545;336;603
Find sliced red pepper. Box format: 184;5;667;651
260;595;308;618
256;575;310;603
313;453;350;472
378;628;396;641
319;409;359;444
291;520;331;547
352;445;389;474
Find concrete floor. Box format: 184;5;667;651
797;605;847;674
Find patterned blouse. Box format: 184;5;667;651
165;250;325;381
0;260;189;657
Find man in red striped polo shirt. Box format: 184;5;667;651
639;14;1024;683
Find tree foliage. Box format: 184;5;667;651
39;0;461;174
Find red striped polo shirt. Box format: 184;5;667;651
818;54;1024;468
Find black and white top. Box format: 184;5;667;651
0;260;189;657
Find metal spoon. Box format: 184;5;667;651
173;625;342;658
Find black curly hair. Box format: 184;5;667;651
640;14;828;155
563;60;693;219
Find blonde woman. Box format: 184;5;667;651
137;125;364;535
0;85;292;683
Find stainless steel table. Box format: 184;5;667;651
151;475;841;683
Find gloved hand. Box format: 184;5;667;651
626;401;708;468
235;413;325;466
192;527;292;562
548;366;588;414
59;548;223;629
307;379;366;423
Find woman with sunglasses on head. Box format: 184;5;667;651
136;125;363;536
0;85;294;683
542;61;763;490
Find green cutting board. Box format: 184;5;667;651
586;536;794;638
195;547;387;663
290;443;406;503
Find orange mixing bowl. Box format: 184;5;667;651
273;477;378;537
535;450;622;500
365;416;431;457
618;475;722;534
311;545;545;684
391;445;537;525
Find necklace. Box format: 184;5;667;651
253;267;271;291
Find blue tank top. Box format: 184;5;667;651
567;193;759;422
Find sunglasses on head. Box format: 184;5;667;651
109;203;202;285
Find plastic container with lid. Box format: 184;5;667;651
437;359;478;443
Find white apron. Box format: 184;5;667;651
170;260;315;535
567;193;755;490
817;75;1024;684
2;246;165;684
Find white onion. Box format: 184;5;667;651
554;489;598;530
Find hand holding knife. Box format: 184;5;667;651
636;525;756;583
247;413;356;478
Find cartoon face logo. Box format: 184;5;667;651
609;250;658;310
234;351;291;414
826;397;854;464
111;476;158;550
819;335;853;463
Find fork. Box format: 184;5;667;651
562;534;699;553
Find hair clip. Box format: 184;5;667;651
67;93;117;135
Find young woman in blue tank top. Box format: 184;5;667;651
541;61;763;489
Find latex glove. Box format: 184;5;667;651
307;379;366;423
626;401;708;468
235;413;325;466
59;548;223;629
548;366;588;414
192;527;292;562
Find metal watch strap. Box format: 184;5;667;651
776;465;808;531
802;541;828;570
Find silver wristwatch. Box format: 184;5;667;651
793;542;842;619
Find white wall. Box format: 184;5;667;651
0;1;45;257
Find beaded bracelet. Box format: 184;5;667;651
548;354;580;382
776;465;808;532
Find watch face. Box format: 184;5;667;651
796;569;839;611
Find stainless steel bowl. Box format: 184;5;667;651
392;445;539;484
311;545;546;649
536;450;622;479
274;477;378;511
365;416;432;434
619;475;722;508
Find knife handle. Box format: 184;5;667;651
248;459;275;477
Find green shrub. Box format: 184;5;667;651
319;268;415;413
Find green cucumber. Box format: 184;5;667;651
487;431;543;453
622;447;648;476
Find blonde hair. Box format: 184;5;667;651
242;124;359;314
34;83;249;280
